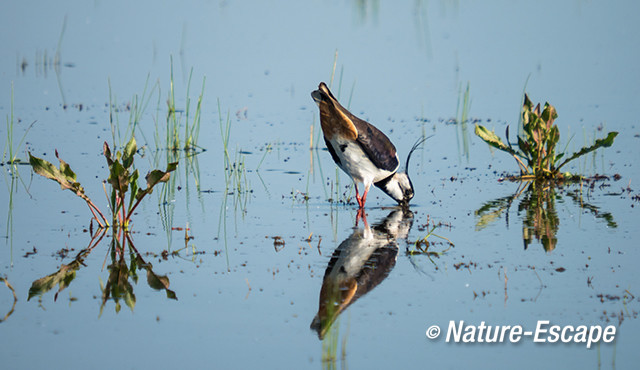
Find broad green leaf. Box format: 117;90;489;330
556;132;618;171
517;135;530;157
56;150;77;183
531;127;540;146
522;109;532;127
474;125;517;155
533;102;541;116
523;94;533;112
128;169;140;210
29;153;69;189
103;141;114;167
110;186;117;211
122;136;137;169
541;102;557;129
108;160;129;195
29;152;85;196
136;162;178;200
548;126;559;149
145;170;170;187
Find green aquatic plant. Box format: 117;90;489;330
475;94;618;180
166;57;206;153
4;83;36;265
405;220;454;275
108;75;158;150
455;82;471;162
145;62;206;249
406;223;454;257
217;98;251;206
28;149;110;228
28;136;176;231
3;83;36;172
103;137;177;230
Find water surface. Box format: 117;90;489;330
1;1;639;369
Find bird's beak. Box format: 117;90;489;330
399;196;410;208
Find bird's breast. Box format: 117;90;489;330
326;136;395;184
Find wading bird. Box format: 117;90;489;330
310;208;413;339
311;82;425;209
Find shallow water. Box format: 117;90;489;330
1;1;639;369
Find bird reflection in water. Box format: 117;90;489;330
310;209;414;339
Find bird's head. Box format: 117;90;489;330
376;171;414;207
375;136;429;207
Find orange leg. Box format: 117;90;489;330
360;186;369;208
354;182;371;209
354;184;364;208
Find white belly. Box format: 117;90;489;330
330;138;395;185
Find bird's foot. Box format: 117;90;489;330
355;207;367;226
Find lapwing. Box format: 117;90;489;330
310;209;414;339
311;82;424;209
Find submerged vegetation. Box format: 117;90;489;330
475;94;618;181
405;218;454;274
406;224;454;257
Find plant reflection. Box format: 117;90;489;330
101;233;177;314
28;229;106;303
311;209;414;341
28;230;177;314
519;181;560;251
0;276;18;323
475;179;616;251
